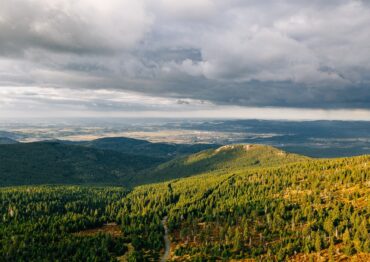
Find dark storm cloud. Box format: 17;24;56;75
0;0;369;110
122;78;370;109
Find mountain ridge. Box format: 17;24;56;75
0;141;162;186
65;136;219;159
142;143;309;184
1;139;368;188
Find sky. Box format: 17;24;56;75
0;0;370;120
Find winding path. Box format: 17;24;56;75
161;216;171;262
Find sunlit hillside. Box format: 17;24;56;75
1;146;368;261
146;144;309;183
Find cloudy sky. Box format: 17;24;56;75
0;0;370;120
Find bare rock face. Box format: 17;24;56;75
215;144;255;153
215;145;233;152
277;151;286;156
214;144;288;158
243;144;254;151
8;207;15;217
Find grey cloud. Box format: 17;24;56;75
176;100;190;105
132;78;370;109
0;0;369;111
0;0;152;56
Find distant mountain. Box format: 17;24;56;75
0;131;23;140
143;144;309;183
168;119;370;157
0;142;163;186
68;137;219;159
0;137;18;144
0;141;309;187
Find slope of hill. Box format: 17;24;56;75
0;138;218;187
1;153;368;261
68;137;218;159
144;144;309;183
0;142;162;186
133;154;370;261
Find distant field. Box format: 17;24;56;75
1;119;369;157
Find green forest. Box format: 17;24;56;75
0;143;369;261
0;139;217;187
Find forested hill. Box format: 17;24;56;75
126;153;370;261
1;153;368;261
143;144;309;183
0;141;163;186
1;141;310;187
0;140;366;190
0;138;218;187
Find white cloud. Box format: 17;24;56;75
0;86;370;121
1;86;369;120
169;1;370;85
0;0;369;113
0;0;152;53
0;86;212;113
156;0;215;20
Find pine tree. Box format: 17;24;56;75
328;238;335;262
314;232;321;252
342;228;355;256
